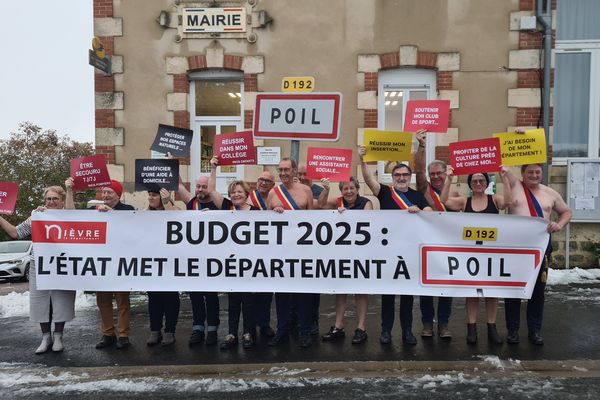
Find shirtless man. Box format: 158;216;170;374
415;131;459;339
267;157;315;348
359;145;432;346
504;163;572;345
249;171;275;210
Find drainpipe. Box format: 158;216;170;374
536;0;552;184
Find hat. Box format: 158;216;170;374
467;173;490;189
108;180;123;197
146;184;162;195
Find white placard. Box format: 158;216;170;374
257;147;281;165
31;210;549;299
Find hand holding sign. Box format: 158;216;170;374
362;130;412;162
0;182;18;215
135;159;180;191
214;131;256;166
70;155;111;190
449;137;502;175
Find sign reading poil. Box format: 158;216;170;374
449;138;502;176
0;182;18;215
306;147;352;181
404;100;450;133
183;8;246;33
214;131;256;166
70;155;111;190
254;93;342;141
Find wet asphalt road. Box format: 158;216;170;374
1;283;599;366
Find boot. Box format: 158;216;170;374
146;331;162;346
35;333;52;354
466;323;477;344
487;323;503;344
161;332;175;346
52;332;64;352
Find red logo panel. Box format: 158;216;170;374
31;221;107;244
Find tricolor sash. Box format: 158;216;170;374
249;190;267;210
191;198;206;210
337;196;345;209
521;181;544;218
390;187;413;210
429;185;446;211
274;185;300;210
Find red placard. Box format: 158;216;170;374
305;147;352;182
70;155;111;190
0;182;18;215
449;137;502;176
214;131;256;166
403;100;450;133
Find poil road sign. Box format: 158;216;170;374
253;93;342;141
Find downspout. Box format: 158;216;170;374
536;0;553;184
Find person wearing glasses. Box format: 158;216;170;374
415;131;458;340
440;167;513;344
358;146;432;346
318;176;373;345
0;184;76;354
248;171;277;339
267;157;316;348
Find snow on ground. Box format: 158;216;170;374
0;291;95;318
547;268;600;285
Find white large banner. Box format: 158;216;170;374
31;210;549;298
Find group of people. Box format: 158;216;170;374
0;131;572;354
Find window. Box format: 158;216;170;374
554;0;600;161
377;69;437;183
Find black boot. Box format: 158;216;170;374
466;323;477;344
487;323;503;344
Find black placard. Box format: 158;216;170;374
135;159;179;191
150;124;193;157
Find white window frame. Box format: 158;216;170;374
377;69;437;183
554;40;600;164
188;70;245;190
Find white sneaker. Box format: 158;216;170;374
35;333;52;354
52;332;64;352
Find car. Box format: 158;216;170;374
0;240;32;282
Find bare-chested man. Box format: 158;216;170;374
504;163;572;345
267;157;316;348
249;171;275;210
415;131;458;339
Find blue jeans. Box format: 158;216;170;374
420;296;453;325
381;295;414;333
189;292;219;331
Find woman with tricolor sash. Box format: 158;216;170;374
441;166;513;345
317;176;373;345
208;157;258;350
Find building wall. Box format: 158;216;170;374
93;0;599;267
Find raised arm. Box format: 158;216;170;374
358;145;381;196
440;166;466;211
494;166;514;210
208;156;224;208
64;177;76;210
415;130;429;193
317;178;337;209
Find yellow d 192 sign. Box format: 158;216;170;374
282;77;314;92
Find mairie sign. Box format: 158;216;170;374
183;8;246;33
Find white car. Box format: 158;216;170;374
0;240;32;282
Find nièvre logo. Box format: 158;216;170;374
31;221;107;244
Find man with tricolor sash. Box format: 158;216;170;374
267;157;316;348
248;171;275;210
415;131;458;340
504;163;572;346
358;145;432;346
178;176;221;347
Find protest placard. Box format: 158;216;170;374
0;182;18;215
70;155;111;190
449;138;502;175
493;128;546;166
306;147;352;181
363;130;412;162
150;124;193;157
403;100;450;133
214;131;257;166
135;159;179;191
